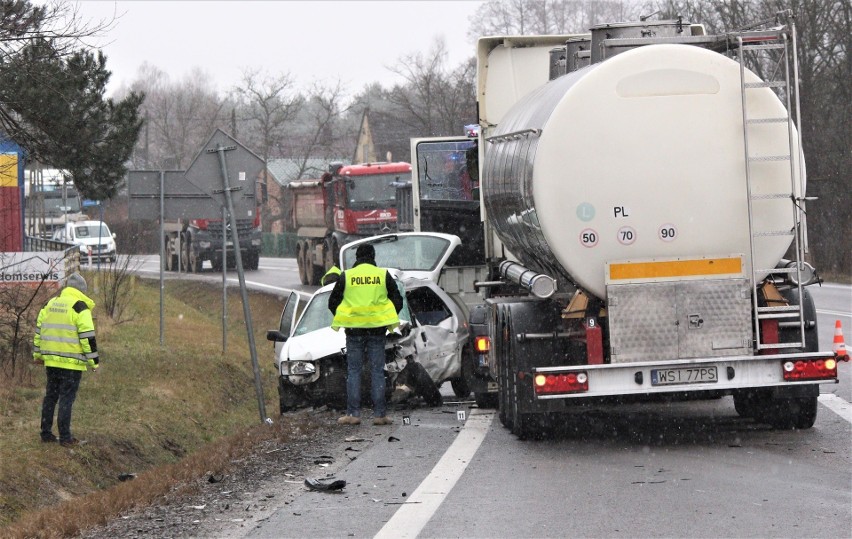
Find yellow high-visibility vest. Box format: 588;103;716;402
34;287;98;371
321;265;341;286
331;264;399;331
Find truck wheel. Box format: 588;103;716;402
278;377;302;414
297;243;308;285
164;249;178;272
496;306;512;428
245;252;259;271
323;238;339;272
475;392;498;409
188;249;201;273
408;361;442;406
760;395;818;430
310;262;324;287
180;235;191;272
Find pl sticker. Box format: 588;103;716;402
576;203;595;222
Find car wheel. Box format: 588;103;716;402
408;361;442;406
450;376;470;399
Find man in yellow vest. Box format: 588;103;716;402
33;272;99;446
328;244;403;426
321;265;341;286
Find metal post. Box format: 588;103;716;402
222;205;228;354
211;144;268;424
97;204;103;273
159;171;165;346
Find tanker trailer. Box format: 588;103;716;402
465;14;843;438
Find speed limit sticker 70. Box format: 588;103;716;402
580;228;599;248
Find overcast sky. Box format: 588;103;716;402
73;0;486;97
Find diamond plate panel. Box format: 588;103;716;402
608;282;679;362
678;279;752;358
607;279;753;363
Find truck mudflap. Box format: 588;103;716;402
525;351;839;401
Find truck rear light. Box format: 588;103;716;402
782;359;837;381
534;371;588;395
253;212;261;229
474;336;490;353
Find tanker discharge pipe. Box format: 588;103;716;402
499;260;557;299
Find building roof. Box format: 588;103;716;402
267;158;350;187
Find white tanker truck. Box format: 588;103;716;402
408;11;845;437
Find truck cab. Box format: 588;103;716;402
292;161;411;286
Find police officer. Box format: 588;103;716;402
34;272;99;446
328;244;402;426
321;265;341;286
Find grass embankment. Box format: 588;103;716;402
0;276;304;537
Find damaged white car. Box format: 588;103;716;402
266;232;471;414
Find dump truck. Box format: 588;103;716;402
291;161;411;285
162;212;262;272
408;11;845;437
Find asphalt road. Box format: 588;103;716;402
131;255;852;538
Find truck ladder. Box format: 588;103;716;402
730;12;808;352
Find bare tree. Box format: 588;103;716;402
467;0;640;37
386;38;477;137
268;81;354;232
125;65;226;169
231;69;304;231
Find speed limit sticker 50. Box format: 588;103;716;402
580;228;599;248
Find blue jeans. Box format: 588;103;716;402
344;333;386;417
41;367;82;442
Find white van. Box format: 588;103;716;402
53;220;117;263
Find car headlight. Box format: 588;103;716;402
290;361;316;375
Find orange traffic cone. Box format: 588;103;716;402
833;320;848;360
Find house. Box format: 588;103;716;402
353;108;420;164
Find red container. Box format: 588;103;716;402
0;186;23;251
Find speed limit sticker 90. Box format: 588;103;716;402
580;228;599;248
658;223;677;242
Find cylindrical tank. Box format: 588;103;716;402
482;44;802;299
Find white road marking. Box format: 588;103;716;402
816;309;851;318
819;394;852;425
374;409;495;539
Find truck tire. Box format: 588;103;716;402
188;248;201;273
408;361;442;406
758;394;819;430
164;246;178;272
310;262;324;287
496;306;512;428
245;252;259;271
474;392;498;409
323;238;337;273
297;243;309;285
